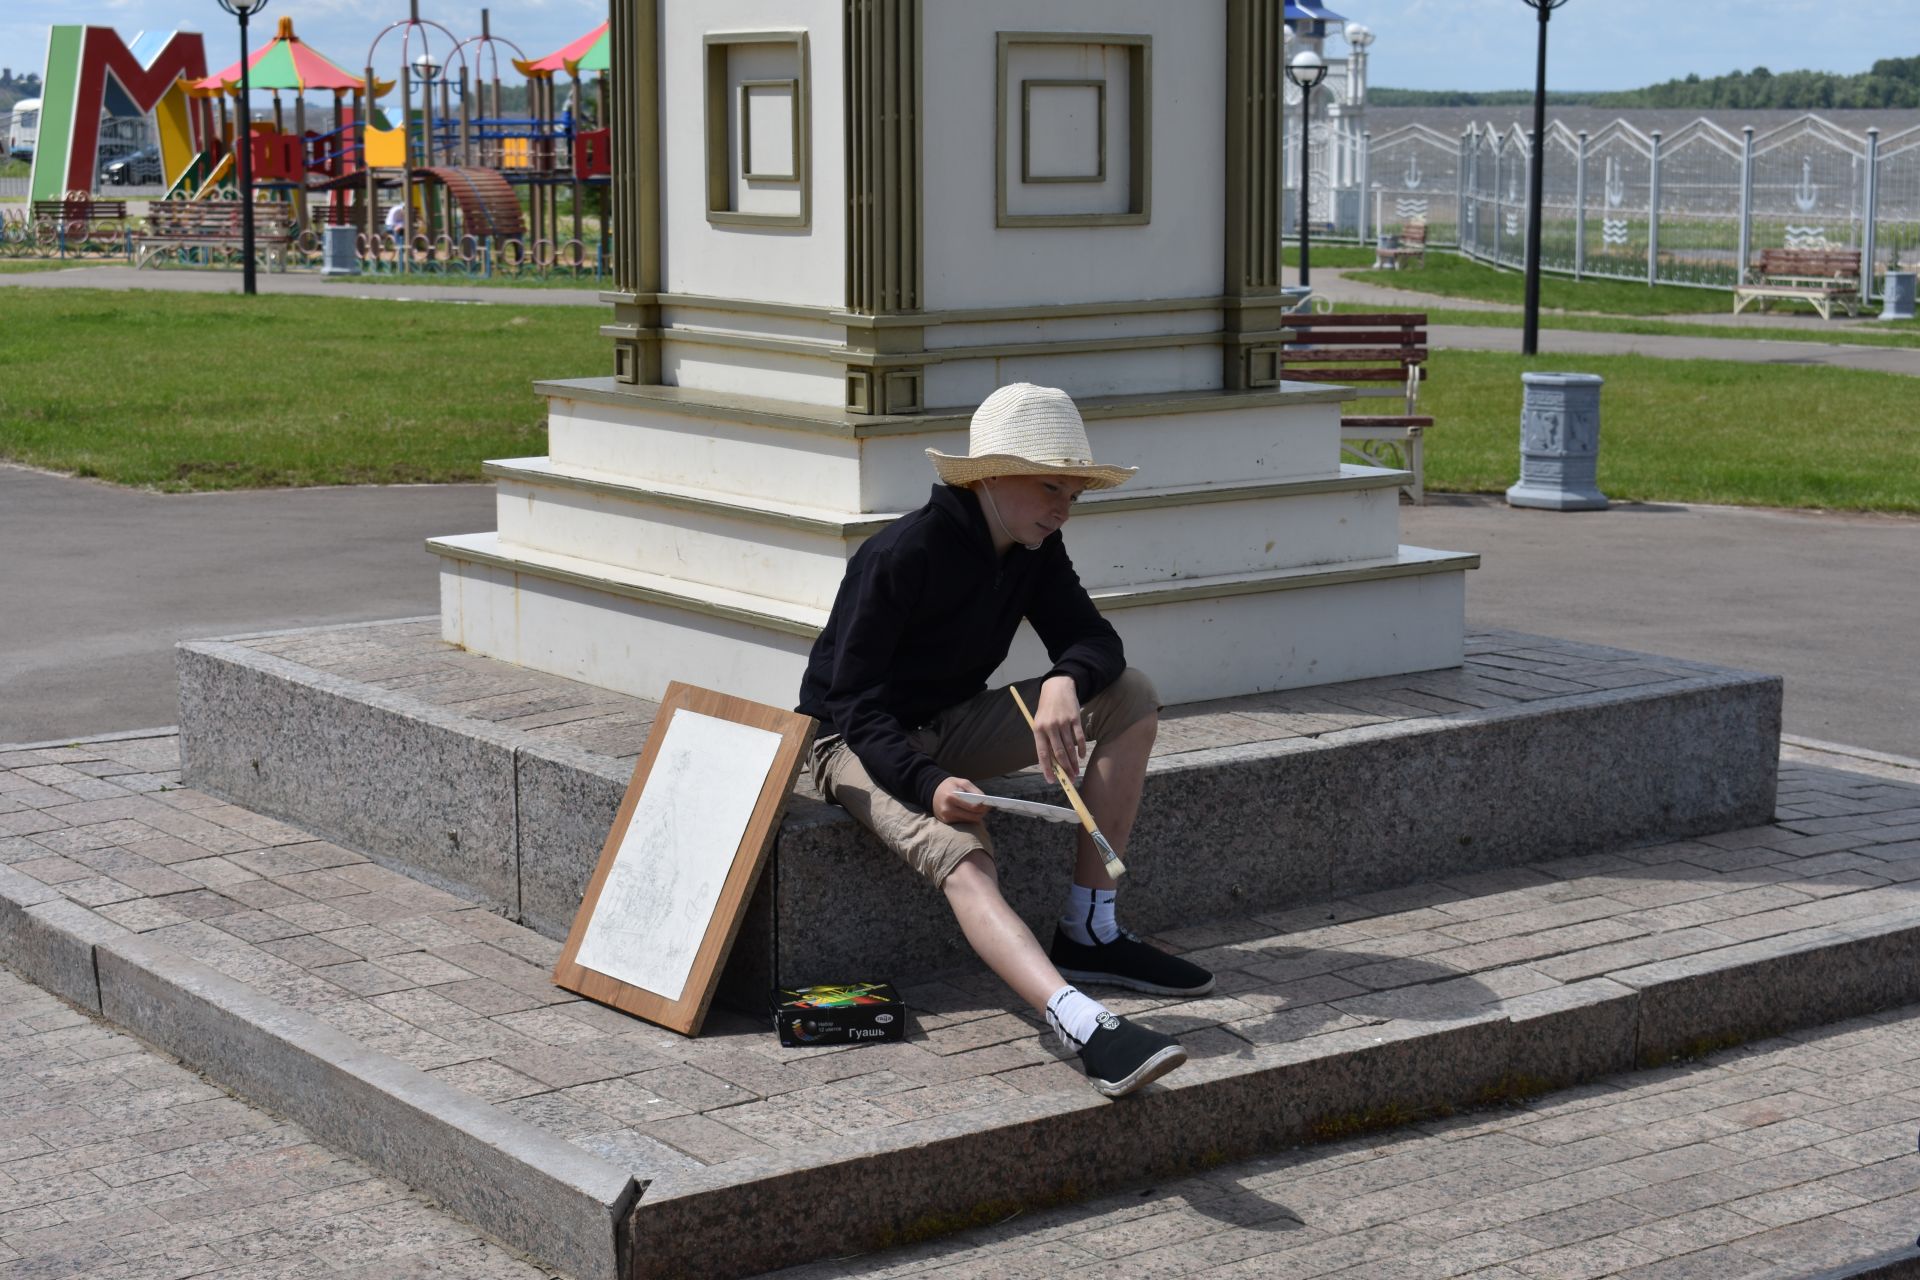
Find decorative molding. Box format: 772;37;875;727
653;324;1238;371
608;0;661;383
704;30;811;229
1022;79;1106;184
533;378;1353;438
1222;0;1286;389
843;0;923;319
995;31;1151;228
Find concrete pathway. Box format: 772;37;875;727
1424;324;1920;378
0;465;495;743
0;263;604;307
1300;270;1920;377
7;462;1912;761
0;962;557;1279
1404;497;1920;761
1308;266;1906;331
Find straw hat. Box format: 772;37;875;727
926;383;1137;490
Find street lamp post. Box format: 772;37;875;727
1286;49;1328;292
216;0;269;295
1521;0;1570;355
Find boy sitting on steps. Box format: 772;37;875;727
796;382;1213;1098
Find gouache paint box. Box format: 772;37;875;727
772;982;906;1047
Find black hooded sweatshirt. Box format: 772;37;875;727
796;483;1125;812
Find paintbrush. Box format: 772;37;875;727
1009;686;1126;881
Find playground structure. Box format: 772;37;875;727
2;8;612;276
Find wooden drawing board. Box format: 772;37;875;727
553;682;815;1036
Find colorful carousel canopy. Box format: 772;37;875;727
514;20;609;77
1285;2;1350;20
196;16;368;94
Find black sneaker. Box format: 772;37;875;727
1050;927;1216;996
1077;1013;1187;1098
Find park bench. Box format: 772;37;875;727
1732;247;1862;321
1374;219;1427;269
134;199;298;271
29;198;129;246
1282;311;1431;503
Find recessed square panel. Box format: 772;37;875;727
1023;80;1105;184
742;79;798;182
704;31;810;228
997;32;1151;228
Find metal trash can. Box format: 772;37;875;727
1374;231;1399;269
1881;271;1917;322
321;224;359;277
1506;372;1609;511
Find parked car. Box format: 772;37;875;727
103;144;163;186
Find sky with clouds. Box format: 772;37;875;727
0;0;1902;92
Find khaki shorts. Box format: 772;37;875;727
810;668;1159;888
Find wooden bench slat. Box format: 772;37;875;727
1287;347;1430;363
1280;313;1423;326
1281;330;1428;346
1342;415;1434;428
1282;370;1413;383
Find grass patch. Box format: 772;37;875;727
1282;244;1380;270
1399;306;1920;351
1415;350;1920;512
0;260;111;274
0;287;605;490
5;286;1915;511
322;269;610;291
1348;253;1737;316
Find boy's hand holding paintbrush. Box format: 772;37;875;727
930;675;1085;822
1012;683;1127;880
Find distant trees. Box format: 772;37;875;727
1373;55;1920;111
1593;56;1920;109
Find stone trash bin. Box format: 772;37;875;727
320;224;359;277
1373;231;1399;269
1506;372;1609;511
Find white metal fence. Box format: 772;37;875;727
1287;112;1920;300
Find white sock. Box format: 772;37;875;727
1060;883;1120;946
1044;985;1111;1051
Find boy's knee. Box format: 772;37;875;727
939;849;1000;898
1089;667;1160;739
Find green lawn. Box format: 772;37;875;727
4;287;1916;511
0;287;604;490
1347;254;1739;316
323;268;611;291
1414;351;1920;512
1282;244;1380;270
0;260;108;274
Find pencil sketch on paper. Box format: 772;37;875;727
573;709;784;1002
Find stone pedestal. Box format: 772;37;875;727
1881;271;1917;322
430;0;1478;704
1507;372;1609;512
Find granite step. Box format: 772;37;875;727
174;621;1774;952
5;731;1920;1279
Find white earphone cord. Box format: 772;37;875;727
979;480;1041;552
